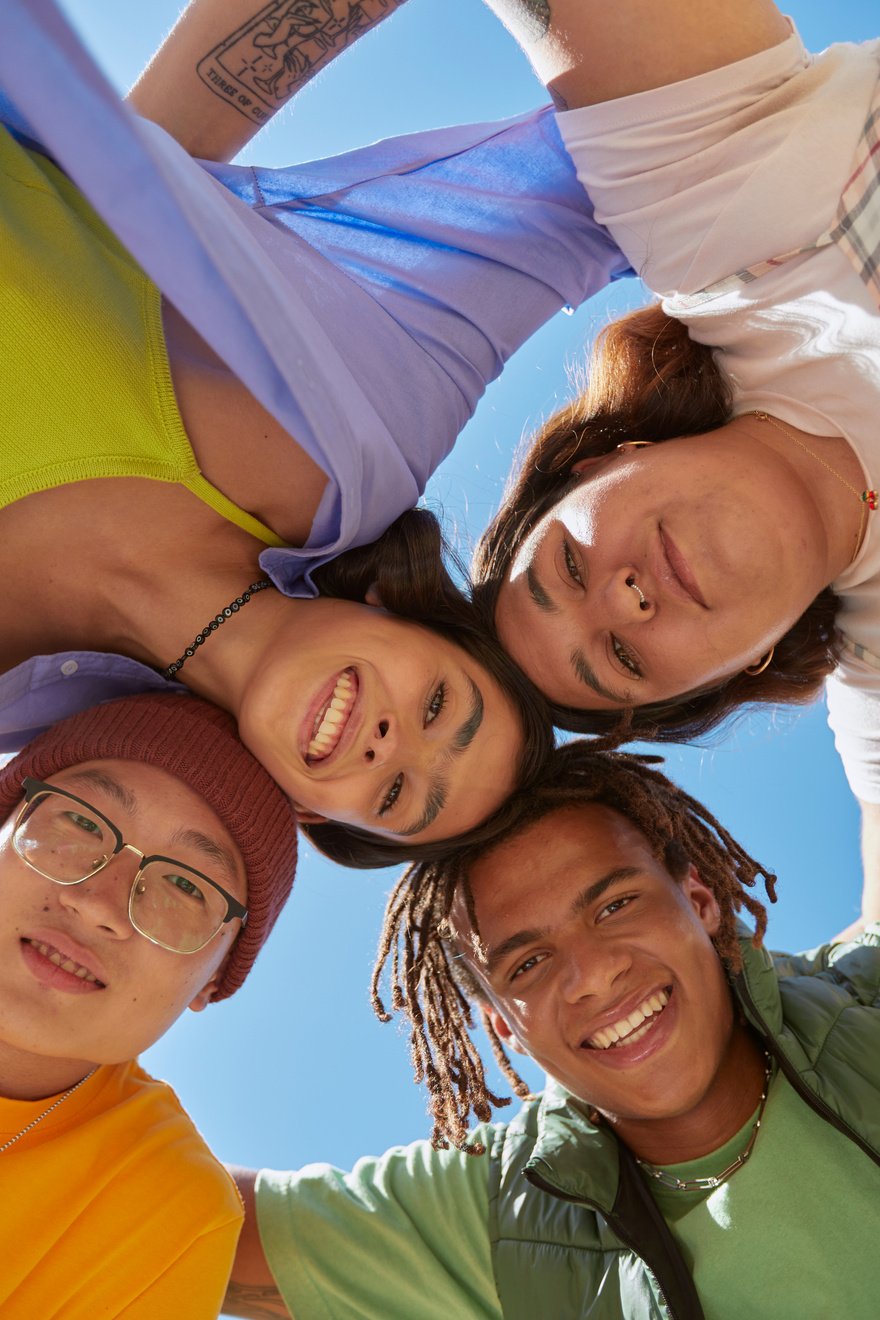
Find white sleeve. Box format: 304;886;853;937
554;30;877;297
826;651;880;803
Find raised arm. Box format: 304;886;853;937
128;0;409;162
480;0;791;109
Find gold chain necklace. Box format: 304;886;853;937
752;411;877;562
0;1068;97;1155
636;1052;772;1193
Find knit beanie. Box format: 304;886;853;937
0;693;297;1000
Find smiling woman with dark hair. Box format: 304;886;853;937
0;0;632;857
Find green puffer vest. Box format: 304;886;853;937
486;928;880;1320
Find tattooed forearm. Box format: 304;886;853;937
223;1278;292;1318
197;0;404;126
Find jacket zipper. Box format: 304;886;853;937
524;1168;698;1320
735;975;880;1168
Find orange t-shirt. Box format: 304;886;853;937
0;1060;242;1318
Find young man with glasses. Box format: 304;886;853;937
0;691;297;1319
226;743;880;1320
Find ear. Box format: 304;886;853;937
483;1004;528;1056
292;805;328;826
570;455;607;477
569;450;624;478
681;864;721;938
188;974;221;1014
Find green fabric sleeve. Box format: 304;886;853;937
255;1132;504;1320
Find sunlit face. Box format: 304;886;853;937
0;760;246;1072
453;804;737;1129
237;600;524;843
495;435;828;709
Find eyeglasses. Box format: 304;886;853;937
12;778;248;955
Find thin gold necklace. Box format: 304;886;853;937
0;1068;97;1155
752;411;877;562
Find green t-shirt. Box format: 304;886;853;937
257;1077;879;1319
645;1068;880;1319
257;1132;503;1320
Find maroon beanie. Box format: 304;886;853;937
0;693;297;1000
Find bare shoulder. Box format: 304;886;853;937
481;0;792;108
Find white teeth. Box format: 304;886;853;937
307;671;357;760
588;989;669;1051
28;939;98;984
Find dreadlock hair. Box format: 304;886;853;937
372;738;777;1151
302;507;555;867
471;302;842;741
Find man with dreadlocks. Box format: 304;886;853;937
225;742;880;1320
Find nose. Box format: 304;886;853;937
610;567;656;622
362;717;399;768
57;853;138;939
559;939;632;1004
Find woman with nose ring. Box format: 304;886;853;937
472;0;880;927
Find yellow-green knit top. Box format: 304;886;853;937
0;126;285;548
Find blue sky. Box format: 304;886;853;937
57;0;877;1206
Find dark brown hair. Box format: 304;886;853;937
471;304;842;742
373;739;777;1150
302;509;555;868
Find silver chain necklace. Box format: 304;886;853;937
636;1052;773;1193
0;1068;97;1155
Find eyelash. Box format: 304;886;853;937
611;636;643;679
64;811;101;835
599;895;635;921
425;681;447;725
563;539;583;586
510;952;546;982
378;774;403;816
377;682;448;817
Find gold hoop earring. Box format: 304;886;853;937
744;646;775;677
616;441;656;452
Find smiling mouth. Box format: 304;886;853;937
306;669;358;764
24;938;105;987
584;988;670;1050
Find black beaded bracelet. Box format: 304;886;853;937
161;580;274;681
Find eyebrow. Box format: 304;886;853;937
64;768;137;813
571;648;631;706
484;867;641;976
526;563;560;614
400;678;485;837
63;770;241;888
169;827;242;889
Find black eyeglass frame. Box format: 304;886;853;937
13;777;249;955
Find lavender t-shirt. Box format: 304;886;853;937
0;0;629;746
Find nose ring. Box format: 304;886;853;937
626;575;650;611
